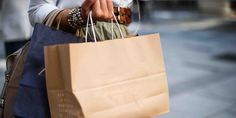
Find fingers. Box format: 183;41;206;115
100;0;109;19
81;0;95;18
107;0;114;19
82;0;113;21
92;0;103;19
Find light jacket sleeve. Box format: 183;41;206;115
28;0;59;26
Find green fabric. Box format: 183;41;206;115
79;21;129;41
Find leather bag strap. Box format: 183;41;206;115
45;9;63;27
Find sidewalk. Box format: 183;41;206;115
138;19;236;117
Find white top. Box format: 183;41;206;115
29;0;133;26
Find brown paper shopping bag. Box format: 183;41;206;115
44;33;169;118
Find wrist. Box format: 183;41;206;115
60;9;71;28
53;9;76;33
67;7;86;29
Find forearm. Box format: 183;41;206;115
52;9;75;33
29;0;75;33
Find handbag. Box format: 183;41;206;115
11;10;88;118
0;42;30;118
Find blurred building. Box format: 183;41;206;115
0;0;31;57
198;0;236;18
138;0;236;21
0;0;31;41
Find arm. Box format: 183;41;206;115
28;0;75;32
29;0;114;33
28;0;58;26
54;0;114;33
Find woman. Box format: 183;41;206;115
29;0;133;40
13;0;133;117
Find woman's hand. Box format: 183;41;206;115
82;0;114;21
52;0;114;32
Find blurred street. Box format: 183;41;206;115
1;0;236;118
130;12;236;117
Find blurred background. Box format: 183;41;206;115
1;0;236;118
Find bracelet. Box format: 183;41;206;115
67;7;85;29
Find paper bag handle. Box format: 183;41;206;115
85;11;97;42
85;11;125;43
111;12;125;40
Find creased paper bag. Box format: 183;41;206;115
45;34;169;118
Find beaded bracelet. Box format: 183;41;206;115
67;7;85;29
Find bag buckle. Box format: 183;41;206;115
0;72;10;108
